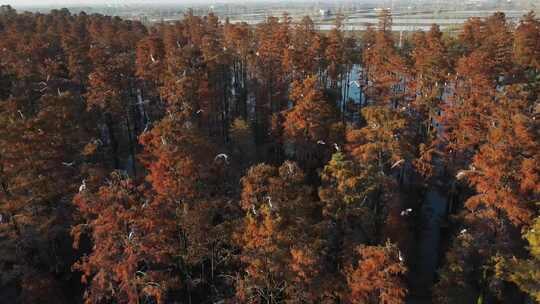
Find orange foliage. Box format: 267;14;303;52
346;243;407;304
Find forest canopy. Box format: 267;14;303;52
0;5;539;304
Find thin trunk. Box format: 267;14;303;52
105;114;120;169
211;244;215;281
242;59;248;119
125;115;137;177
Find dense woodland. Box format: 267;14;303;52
0;4;538;304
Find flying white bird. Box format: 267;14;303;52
62;161;75;167
150;54;157;63
350;80;361;88
400;208;413;216
128;230;135;241
251;205;257;216
460;229;467;235
196;109;204;114
334;143;340;152
456;170;469;180
79;179;87;193
317;140;326;145
136;271;147;277
215;153;229;164
92;139;103;146
391;159;405;169
265;196;273;209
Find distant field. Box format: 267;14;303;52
15;1;536;33
221;8;530;32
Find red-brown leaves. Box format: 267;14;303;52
72;173;153;304
464;94;539;226
514;12;540;70
283;76;341;165
347;106;415;170
237;162;325;302
138;116;215;201
362;11;408;106
346;243;407;304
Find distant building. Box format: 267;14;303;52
138;15;149;26
319;9;331;17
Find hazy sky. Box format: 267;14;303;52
11;0;111;5
8;0;284;7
